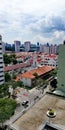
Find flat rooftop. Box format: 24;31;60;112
14;94;65;130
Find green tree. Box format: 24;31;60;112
3;53;17;65
12;59;17;64
33;72;38;78
36;78;43;89
0;98;17;128
9;81;24;89
12;73;16;79
3;53;11;65
49;69;57;77
10;53;17;65
5;72;11;82
0;83;10;98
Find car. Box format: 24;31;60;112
22;100;29;106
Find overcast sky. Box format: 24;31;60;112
0;0;65;44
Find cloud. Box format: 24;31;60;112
29;14;65;34
0;0;65;44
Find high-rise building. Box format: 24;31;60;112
40;44;44;52
2;42;5;53
14;40;21;52
0;35;4;85
43;45;50;54
24;41;31;52
56;43;65;95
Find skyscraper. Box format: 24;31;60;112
0;35;4;85
24;41;30;52
14;40;21;52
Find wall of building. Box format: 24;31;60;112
0;35;4;85
21;78;31;87
57;44;65;93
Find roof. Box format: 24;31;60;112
14;94;65;130
4;63;30;72
15;66;54;81
44;54;57;59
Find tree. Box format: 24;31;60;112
33;72;38;78
49;69;57;77
36;78;48;89
5;72;11;82
3;53;17;65
12;59;17;64
12;73;16;79
3;53;11;65
0;83;10;98
9;81;24;89
16;81;24;87
0;98;17;128
10;53;17;64
50;78;57;91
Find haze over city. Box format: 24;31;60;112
0;0;65;44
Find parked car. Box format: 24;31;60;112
22;100;29;106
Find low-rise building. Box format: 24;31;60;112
15;66;54;87
4;63;30;76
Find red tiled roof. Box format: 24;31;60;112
4;63;30;72
15;65;54;81
44;54;57;59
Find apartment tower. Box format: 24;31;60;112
0;35;4;85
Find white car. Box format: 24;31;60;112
22;100;29;106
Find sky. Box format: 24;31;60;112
0;0;65;44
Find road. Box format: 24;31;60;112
5;85;50;129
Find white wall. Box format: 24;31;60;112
21;78;31;87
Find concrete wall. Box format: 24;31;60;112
21;78;31;87
57;44;65;93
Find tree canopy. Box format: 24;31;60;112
5;72;11;82
0;98;17;127
3;53;17;65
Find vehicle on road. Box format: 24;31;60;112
22;100;29;106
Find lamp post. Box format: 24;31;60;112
47;108;56;124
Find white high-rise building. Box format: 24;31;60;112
24;41;30;52
14;40;21;52
0;35;4;85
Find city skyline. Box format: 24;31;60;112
0;0;65;44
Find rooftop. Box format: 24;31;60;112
4;63;30;72
15;66;54;80
14;94;65;130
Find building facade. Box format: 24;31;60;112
57;43;65;94
24;41;31;52
0;35;4;85
14;40;21;52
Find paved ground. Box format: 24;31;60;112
14;94;65;130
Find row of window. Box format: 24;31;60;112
0;79;4;82
0;57;3;59
0;75;4;77
0;66;3;68
0;62;3;64
0;71;4;73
